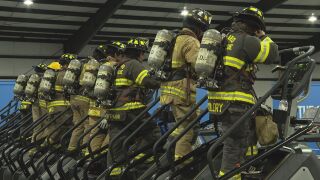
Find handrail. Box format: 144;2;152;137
153;95;208;165
109;97;160;159
122;104;168;162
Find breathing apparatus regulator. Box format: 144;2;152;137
195;29;223;90
94;62;116;107
24;74;41;102
38;69;57;100
148;29;176;80
62;59;82;95
13;74;29;100
79;58;100;96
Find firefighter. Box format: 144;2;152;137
43;54;76;145
67;45;109;153
89;41;126;153
106;38;160;175
28;62;61;155
160;8;212;160
14;73;34;138
206;7;279;178
14;74;32;120
28;63;48;142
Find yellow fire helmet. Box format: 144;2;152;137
47;61;62;70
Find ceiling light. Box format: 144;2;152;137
181;6;189;16
308;13;317;22
23;0;34;6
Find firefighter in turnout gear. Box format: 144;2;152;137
29;63;48;141
160;8;212;159
27;63;48;155
14;74;32;119
107;38;160;175
206;7;279;178
89;41;126;153
67;45;109;153
43;54;75;144
36;61;61;139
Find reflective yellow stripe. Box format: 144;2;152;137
135;70;148;85
20;105;29;110
134;153;145;160
55;85;63;92
133;153;154;162
162;89;186;99
39;100;47;108
219;171;241;179
100;148;109;155
74;95;90;103
208;91;256;104
223;56;245;69
246;145;258;156
146;156;154;163
174;155;193;164
88;108;101;117
21;101;32;105
172;127;183;136
115;78;133;86
110;167;123;176
253;37;273;63
20;101;32;110
172;60;184;68
161;86;195;100
111;102;145;111
47;100;70;108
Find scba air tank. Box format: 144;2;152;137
13;74;28;96
148;29;175;70
62;59;82;86
80;59;100;88
94;63;115;99
195;29;222;80
25;74;41;98
39;69;56;94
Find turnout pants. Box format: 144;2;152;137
160;78;198;159
216;103;253;173
108;108;159;164
44;106;72;144
31;103;48;142
87;103;108;153
170;103;197;158
89;115;109;152
68;96;90;151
